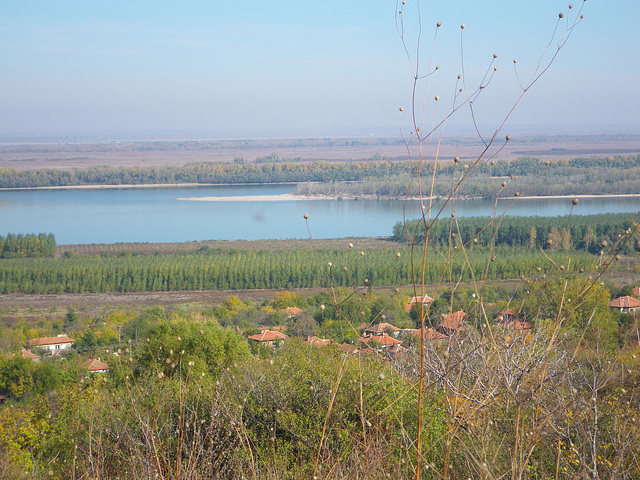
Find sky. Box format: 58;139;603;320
1;0;638;139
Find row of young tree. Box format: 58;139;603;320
0;246;595;294
0;233;56;259
393;213;640;254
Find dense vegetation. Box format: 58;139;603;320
295;154;640;198
0;246;596;294
0;233;56;259
0;158;405;188
0;275;639;479
393;213;640;254
2;155;640;199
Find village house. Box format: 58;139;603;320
339;343;359;354
27;334;75;354
84;358;109;373
410;295;434;305
608;296;640;314
505;321;533;331
357;332;402;349
282;306;303;318
304;336;331;347
247;329;288;348
496;308;517;323
436;310;467;336
408;327;448;341
385;343;409;361
361;322;400;337
405;294;434;312
20;348;40;362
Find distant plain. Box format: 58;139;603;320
1;133;639;171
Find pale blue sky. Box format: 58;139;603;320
1;1;638;138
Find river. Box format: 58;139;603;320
0;185;638;244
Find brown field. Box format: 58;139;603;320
1;134;639;170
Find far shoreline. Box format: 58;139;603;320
176;192;640;202
2;182;640;202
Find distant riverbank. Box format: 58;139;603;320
5;183;640;203
177;192;640;202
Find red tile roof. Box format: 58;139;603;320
339;343;358;353
633;287;640;297
410;295;434;304
248;330;288;342
506;321;533;330
409;327;448;340
609;296;640;309
438;310;466;331
282;306;303;316
365;322;400;335
357;333;402;347
20;348;39;360
305;336;331;347
27;335;75;347
84;358;109;372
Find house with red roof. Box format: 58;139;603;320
632;287;640;297
357;333;402;349
339;343;359;354
406;294;434;311
505;321;533;331
84;358;109;373
20;348;40;362
282;306;303;318
410;295;434;305
608;296;640;314
409;327;448;341
496;308;517;323
436;310;467;336
9;348;40;362
363;322;400;337
305;336;331;347
27;334;75;354
385;343;409;361
247;329;288;348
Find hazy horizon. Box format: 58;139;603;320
2;1;639;139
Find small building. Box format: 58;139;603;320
357;333;402;349
608;296;640;314
436;310;467;336
27;334;75;354
406;294;434;312
363;322;400;337
282;306;303;318
339;343;358;354
632;287;640;297
247;329;288;348
410;295;434;305
20;348;40;362
84;358;109;373
305;336;331;347
505;321;533;331
496;308;517;323
409;327;448;341
385;343;409;361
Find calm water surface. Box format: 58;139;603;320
1;185;638;244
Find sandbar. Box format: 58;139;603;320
175;192;640;202
175;193;336;202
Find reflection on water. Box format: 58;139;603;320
0;185;638;244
